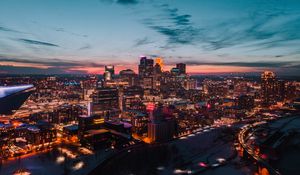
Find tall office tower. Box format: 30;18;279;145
261;71;277;106
176;63;186;75
276;80;286;102
153;63;162;90
155;57;164;71
138;56;154;89
122;86;144;111
91;87;120;117
147;104;175;143
154;63;162;74
103;71;112;81
119;69;138;87
183;78;196;90
138;56;154;78
105;65;115;76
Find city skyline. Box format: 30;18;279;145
1;0;300;75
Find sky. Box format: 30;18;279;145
0;0;300;75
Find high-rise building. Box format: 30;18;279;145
153;63;162;90
155;57;163;71
147;104;175;143
119;69;138;87
276;80;286;102
122;86;144;111
183;78;196;90
261;71;277;106
103;65;115;81
285;82;297;101
105;65;115;76
91;87;120;117
103;71;112;81
138;56;154;78
170;67;180;76
176;63;186;75
138;56;155;89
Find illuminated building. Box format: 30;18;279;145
170;67;180;76
153;63;162;90
0;85;35;115
261;71;277;106
238;95;254;110
129;111;148;136
82;129;111;149
285;82;297;101
103;71;112;81
138;56;154;78
122;86;144;111
91;87;120;116
105;65;115;76
50;104;84;124
276;80;286;102
63;124;78;138
26;121;56;145
183;78;196;90
103;65;115;81
119;69;138;87
142;77;154;89
155;57;163;70
147;104;175;143
104;120;132;137
138;56;155;90
176;63;186;75
78;114;105;141
103;79;129;88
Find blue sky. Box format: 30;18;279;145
0;0;300;74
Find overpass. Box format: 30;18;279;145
238;122;281;175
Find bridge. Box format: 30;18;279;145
237;122;281;175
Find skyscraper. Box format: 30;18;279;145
119;69;138;87
147;104;175;143
261;71;276;106
138;56;154;89
176;63;186;75
103;71;112;81
105;65;115;76
103;65;115;81
91;87;119;117
138;56;154;78
155;57;163;71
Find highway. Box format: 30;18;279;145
238;122;281;175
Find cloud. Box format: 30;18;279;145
180;61;300;69
0;55;108;74
142;4;199;46
140;2;300;55
98;0;138;5
0;65;86;74
117;0;138;5
197;10;300;52
54;27;88;38
133;37;154;47
78;44;91;50
17;38;59;47
0;55;105;68
0;26;21;33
